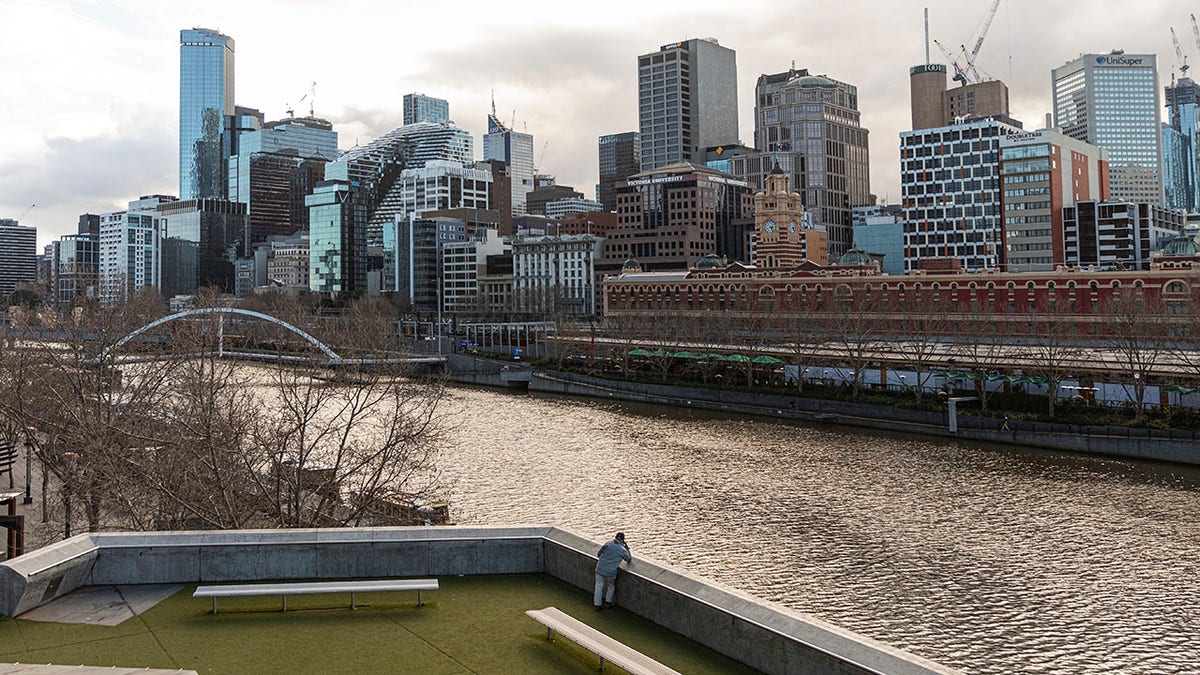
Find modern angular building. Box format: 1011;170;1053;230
1052;52;1163;204
745;67;871;258
180;28;235;201
306;180;367;295
483;114;534;217
597;132;641;211
403;93;450;125
900;117;1021;272
998;128;1109;271
228;116;339;253
638;39;738;172
1163;76;1200;212
0;219;37;297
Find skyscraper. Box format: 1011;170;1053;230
228;116;339;252
180;28;235;201
483;114;534;216
0;219;37;297
900;118;1019;272
637;38;738;172
403;93;450;125
597;132;641;211
1163;76;1200;212
1052;52;1163;204
744;67;871;257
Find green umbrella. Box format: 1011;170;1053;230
627;348;653;357
752;355;785;364
724;354;752;363
672;351;704;359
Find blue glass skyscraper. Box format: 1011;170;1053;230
1164;76;1200;213
180;28;234;201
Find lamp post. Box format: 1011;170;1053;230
22;439;31;505
899;374;907;394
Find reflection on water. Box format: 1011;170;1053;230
439;386;1200;675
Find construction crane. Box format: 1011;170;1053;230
535;141;549;174
16;204;35;220
933;39;970;86
945;0;1001;85
1192;14;1200;60
1172;27;1190;76
285;82;317;118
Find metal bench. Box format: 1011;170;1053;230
193;579;438;614
525;606;681;675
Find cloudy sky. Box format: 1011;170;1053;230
0;0;1189;248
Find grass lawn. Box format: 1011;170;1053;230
0;574;759;674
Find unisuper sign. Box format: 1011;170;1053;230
1095;54;1150;66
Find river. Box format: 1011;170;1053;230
438;385;1200;675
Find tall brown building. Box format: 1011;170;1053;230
910;64;948;130
601;162;753;273
753;165;827;268
910;63;1019;131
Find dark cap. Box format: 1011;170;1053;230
615;532;625;541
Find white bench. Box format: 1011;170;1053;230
525;606;681;675
193;579;438;614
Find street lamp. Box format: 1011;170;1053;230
899;374;907;393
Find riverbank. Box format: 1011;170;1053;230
445;354;1200;466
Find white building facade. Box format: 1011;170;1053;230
98;196;176;304
511;234;604;316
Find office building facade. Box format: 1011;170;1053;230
228;116;339;253
98;197;174;304
48;233;99;306
545;198;605;219
395;160;492;220
1052;52;1163;204
483;115;534;217
180;28;235;201
157;198;248;296
403;93;450;125
638;39;738;172
998;128;1109;271
598;132;641;211
442;229;508;314
749;68;871;257
900;118;1020;272
604;162;753;272
1063;201;1186;269
512;235;604;317
0;220;37;296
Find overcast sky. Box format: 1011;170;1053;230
0;0;1189;248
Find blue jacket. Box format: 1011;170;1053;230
595;539;631;577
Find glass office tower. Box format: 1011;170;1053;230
1052;52;1162;204
180;28;235;201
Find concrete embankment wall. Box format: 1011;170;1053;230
527;370;1200;466
0;526;957;675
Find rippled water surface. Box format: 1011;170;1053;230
436;386;1200;674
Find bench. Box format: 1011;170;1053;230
193;579;438;614
525;606;681;675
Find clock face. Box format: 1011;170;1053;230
764;220;777;233
788;220;797;233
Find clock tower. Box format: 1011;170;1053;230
753;163;827;269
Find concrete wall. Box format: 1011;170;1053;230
0;525;958;675
528;370;1200;466
445;353;532;388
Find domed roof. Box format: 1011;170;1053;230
1161;233;1200;257
694;253;727;270
837;248;875;266
768;162;786;176
621;258;643;273
790;74;837;89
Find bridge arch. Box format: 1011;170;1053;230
95;307;342;363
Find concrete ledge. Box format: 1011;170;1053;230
1;525;957;675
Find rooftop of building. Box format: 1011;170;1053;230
627;161;738;180
0;575;752;674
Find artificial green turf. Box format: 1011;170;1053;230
0;574;760;674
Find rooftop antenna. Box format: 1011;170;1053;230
924;7;930;65
309;81;316;117
490;90;496;119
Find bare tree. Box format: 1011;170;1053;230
1025;298;1086;418
1101;287;1166;420
893;288;950;402
823;284;885;397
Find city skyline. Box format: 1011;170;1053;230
0;0;1189;248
